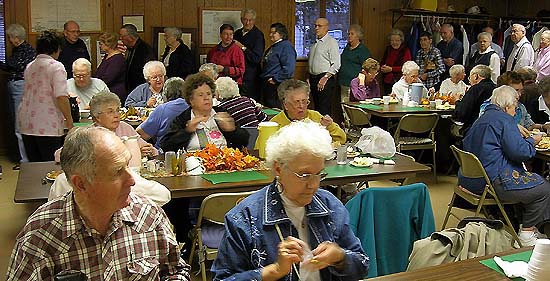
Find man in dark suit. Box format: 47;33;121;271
58;20;90;79
119;24;156;93
234;9;265;101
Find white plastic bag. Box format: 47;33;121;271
355;126;396;158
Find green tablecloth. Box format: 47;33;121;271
324;163;373;178
479;250;532;280
201;171;269;184
73;122;90;127
262;108;281;116
356;104;383;110
397;106;428;111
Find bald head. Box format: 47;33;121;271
315;18;329;39
63;20;81;44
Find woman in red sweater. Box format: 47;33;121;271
380;29;412;95
207;24;246;86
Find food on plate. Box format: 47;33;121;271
46;170;63;180
347;151;360;158
191;143;261;171
536;136;550;149
125;116;141;122
389;98;399;104
349;157;373;167
420;98;430;105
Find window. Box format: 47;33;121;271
294;0;350;58
0;0;5;61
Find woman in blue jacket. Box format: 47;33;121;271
260;23;297;109
212;121;369;280
460;85;550;246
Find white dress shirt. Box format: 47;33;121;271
308;33;341;75
506;36;535;71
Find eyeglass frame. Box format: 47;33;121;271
284;165;328;182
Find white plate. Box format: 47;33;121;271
125;116;141;122
347;152;360;158
536;147;550;152
45;170;62;181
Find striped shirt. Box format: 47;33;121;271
219;96;268;127
7;192;190;280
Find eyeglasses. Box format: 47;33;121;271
285;166;327;182
74;73;90;79
366;71;379;76
98;107;122;115
288;99;310;107
148;75;165;81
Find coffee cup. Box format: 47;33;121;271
383;96;391;105
429;101;436;108
435;99;443;107
186;156;205;175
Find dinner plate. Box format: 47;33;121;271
347;151;360;158
46;170;62;181
536;147;550;152
349;161;373;167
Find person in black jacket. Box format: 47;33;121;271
234;9;265;101
451;64;495;135
58;20;90;79
161;27;195;79
160;73;249;152
527;77;550;126
119;24;156;93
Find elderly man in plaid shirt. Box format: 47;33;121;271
415;31;445;90
7;126;190;280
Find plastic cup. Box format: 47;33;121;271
337;145;347;165
435;99;443;107
383;96;391;105
165;151;176;173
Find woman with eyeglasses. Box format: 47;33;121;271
160;73;249;153
125;60;166;108
270;79;346;144
212;120;369;280
54;91;157;162
391;61;428;101
350;58;381;101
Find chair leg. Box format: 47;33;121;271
188;237;197;265
495;202;522;248
441;193;456;230
432;148;438;183
200;256;207;281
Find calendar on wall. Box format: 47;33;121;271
29;0;101;32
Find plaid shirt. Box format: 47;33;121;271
415;46;445;89
7;192;190;281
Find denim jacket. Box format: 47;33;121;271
212;183;369;280
460;104;544;193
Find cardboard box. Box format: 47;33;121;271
410;0;437;12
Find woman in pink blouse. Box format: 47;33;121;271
18;31;73;162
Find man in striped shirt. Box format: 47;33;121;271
7;127;190;280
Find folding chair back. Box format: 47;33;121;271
190;191;255;281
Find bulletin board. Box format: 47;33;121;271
28;0;102;32
200;8;242;46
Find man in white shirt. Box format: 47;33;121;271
307;17;341;116
67;58;109;109
506;24;535;71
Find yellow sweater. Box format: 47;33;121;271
270;110;347;144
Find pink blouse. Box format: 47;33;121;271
18;54;68;136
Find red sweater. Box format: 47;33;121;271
381;45;412;84
207;42;245;85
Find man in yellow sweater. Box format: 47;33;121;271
270;79;346;144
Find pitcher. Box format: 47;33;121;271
121;135;142;172
256;121;279;159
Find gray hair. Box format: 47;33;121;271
163;77;185;101
441;23;454;33
388;28;405;42
215;77;240;100
6;24;26;40
277;79;310;104
164;27;182;39
512;24;526;33
490;85;519;110
72;58;92;73
477;31;492;41
470;64;492;79
542;30;550;41
348;24;364;39
540;77;550;98
449;64;465;78
121;24;139;38
60;126;114;183
199;63;219;80
143;60;166;80
89;91;121;118
265;120;333;169
241;9;257;19
402;61;420;75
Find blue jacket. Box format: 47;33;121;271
125;82;153;107
460;104;544;193
212;183;369;280
345;183;435;278
260;40;297;83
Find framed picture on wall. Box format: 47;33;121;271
122;15;144;32
152;27;198;68
199;8;243;46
